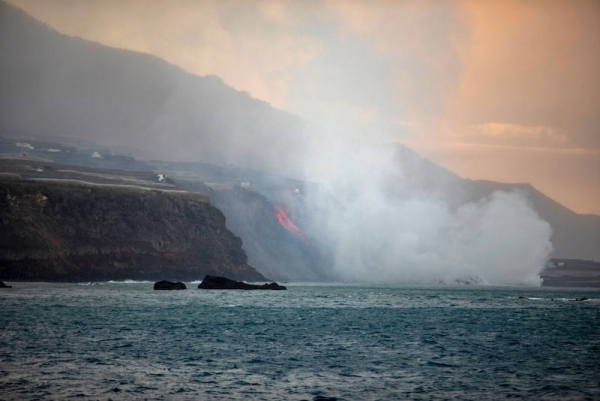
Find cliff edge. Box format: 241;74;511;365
0;179;266;282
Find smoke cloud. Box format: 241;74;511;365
302;129;553;286
0;0;558;285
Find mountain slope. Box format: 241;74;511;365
0;1;306;176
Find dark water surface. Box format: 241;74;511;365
1;282;599;400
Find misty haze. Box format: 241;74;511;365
1;1;599;400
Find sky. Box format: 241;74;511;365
9;0;600;215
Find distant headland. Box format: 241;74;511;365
541;259;600;288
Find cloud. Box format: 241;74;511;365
10;0;324;110
324;0;467;122
8;0;600;214
304;137;552;285
448;143;600;157
407;0;600;213
256;0;292;26
430;122;575;152
449;0;600;135
5;0;563;283
474;123;569;143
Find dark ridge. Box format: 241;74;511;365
0;179;266;282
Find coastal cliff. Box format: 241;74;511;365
0;179;266;282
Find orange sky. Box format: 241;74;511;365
9;0;600;215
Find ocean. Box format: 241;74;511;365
1;282;598;400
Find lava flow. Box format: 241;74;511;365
274;206;311;245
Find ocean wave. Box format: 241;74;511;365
2;284;598;400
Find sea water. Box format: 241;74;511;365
0;282;598;400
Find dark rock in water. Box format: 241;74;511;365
154;280;186;290
198;275;286;290
313;396;338;401
0;281;12;288
574;297;588;302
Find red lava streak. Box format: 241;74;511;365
274;206;311;245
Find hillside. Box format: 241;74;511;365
0;174;265;282
0;155;323;282
0;1;306;176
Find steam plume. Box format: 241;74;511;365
302;129;553;286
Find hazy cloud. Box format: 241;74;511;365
8;0;600;214
5;0;569;284
474;123;569;144
302;135;552;285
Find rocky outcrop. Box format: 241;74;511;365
198;275;286;290
0;179;267;282
0;280;11;288
154;280;186;290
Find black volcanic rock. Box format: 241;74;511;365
0;281;11;288
198;275;286;290
154;280;186;290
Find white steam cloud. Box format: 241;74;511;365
303;131;553;286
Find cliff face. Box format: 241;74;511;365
210;187;333;282
0;179;266;282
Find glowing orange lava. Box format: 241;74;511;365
274;206;311;245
